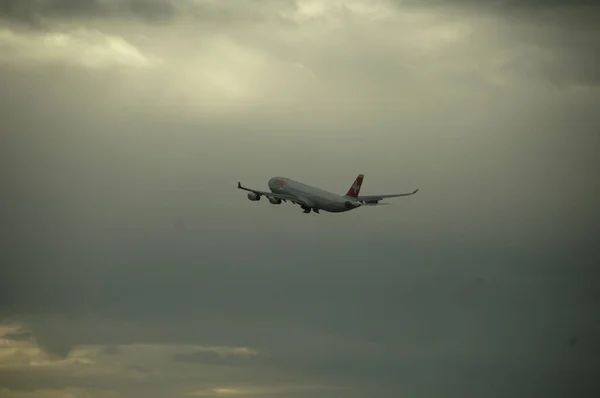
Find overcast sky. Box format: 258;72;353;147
1;1;599;397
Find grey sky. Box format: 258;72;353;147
1;1;599;397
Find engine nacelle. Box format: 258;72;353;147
268;197;282;205
247;192;260;201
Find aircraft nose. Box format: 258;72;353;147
268;177;285;188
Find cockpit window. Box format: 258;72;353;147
270;178;286;185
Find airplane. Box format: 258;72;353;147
237;174;418;214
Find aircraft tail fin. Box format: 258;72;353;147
345;174;364;198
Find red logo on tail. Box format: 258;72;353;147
346;174;364;198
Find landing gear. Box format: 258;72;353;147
301;205;319;214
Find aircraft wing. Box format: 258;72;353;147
357;189;419;203
237;182;310;206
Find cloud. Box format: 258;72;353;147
0;324;352;397
0;27;154;69
188;385;346;397
391;0;600;86
174;346;258;366
1;0;599;397
0;0;177;29
0;388;119;398
2;0;599;91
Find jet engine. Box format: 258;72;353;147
247;192;260;201
363;200;379;204
268;197;282;205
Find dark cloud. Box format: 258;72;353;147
173;350;257;367
0;0;177;28
1;58;599;394
393;0;600;86
397;0;600;12
101;345;123;355
1;0;600;397
2;329;33;341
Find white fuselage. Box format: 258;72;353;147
268;177;359;213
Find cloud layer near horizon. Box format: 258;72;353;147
1;1;599;397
